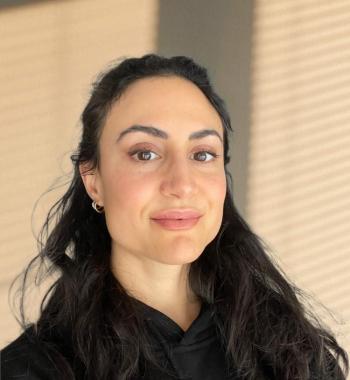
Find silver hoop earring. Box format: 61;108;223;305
92;200;104;213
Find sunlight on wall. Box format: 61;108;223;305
248;0;350;358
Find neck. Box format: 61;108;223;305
110;248;201;330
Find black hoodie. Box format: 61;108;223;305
1;299;344;379
1;300;237;380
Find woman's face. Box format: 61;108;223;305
82;75;227;266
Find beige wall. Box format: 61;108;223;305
0;0;159;346
248;0;350;358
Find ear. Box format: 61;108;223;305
79;162;104;207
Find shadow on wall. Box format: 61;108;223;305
156;0;254;217
0;0;52;8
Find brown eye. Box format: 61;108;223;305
193;151;219;162
128;148;219;163
129;149;159;162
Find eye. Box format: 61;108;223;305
193;151;219;162
128;149;220;163
129;149;159;162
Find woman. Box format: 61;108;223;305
1;54;348;380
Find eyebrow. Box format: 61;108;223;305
116;124;223;144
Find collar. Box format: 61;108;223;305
131;298;217;347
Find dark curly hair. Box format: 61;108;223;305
8;53;349;380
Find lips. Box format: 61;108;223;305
150;208;202;220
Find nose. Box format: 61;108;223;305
159;156;198;199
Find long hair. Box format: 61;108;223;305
9;54;348;380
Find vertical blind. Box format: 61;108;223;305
248;0;350;357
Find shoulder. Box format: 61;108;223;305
1;326;62;380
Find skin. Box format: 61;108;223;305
80;75;227;331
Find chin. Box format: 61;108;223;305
152;247;204;266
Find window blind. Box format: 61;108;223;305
248;0;350;356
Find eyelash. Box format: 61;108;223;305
128;149;220;163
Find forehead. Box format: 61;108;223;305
105;76;223;132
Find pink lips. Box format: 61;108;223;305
150;208;203;230
151;208;202;220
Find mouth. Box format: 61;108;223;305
151;216;202;230
150;208;203;220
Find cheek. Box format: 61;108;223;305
206;171;227;203
101;172;154;243
208;173;227;226
102;170;154;216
